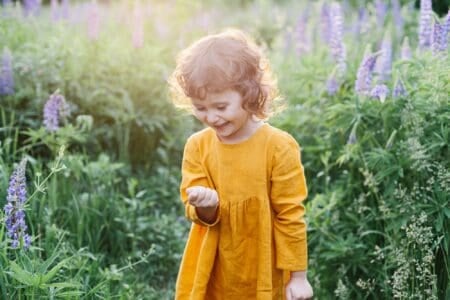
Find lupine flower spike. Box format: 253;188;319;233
432;22;448;55
43;92;70;132
391;0;404;38
320;3;331;44
329;2;346;76
393;78;407;98
61;0;69;20
326;73;339;96
355;46;379;96
23;0;40;17
295;13;310;57
4;158;31;250
51;0;59;21
354;7;368;36
418;0;432;50
445;10;450;33
400;37;412;60
374;0;387;28
0;47;14;96
370;84;389;103
375;32;392;82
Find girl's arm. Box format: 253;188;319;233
269;134;312;298
180;137;221;226
270;135;308;270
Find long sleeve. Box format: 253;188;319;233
270;134;308;271
180;136;220;226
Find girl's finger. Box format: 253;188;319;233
204;189;214;205
187;190;196;202
196;189;209;207
198;187;206;201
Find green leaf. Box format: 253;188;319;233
43;282;82;289
436;214;444;232
41;257;72;284
52;291;84;297
443;207;450;218
37;251;60;274
8;261;39;287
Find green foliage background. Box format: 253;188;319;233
0;0;449;299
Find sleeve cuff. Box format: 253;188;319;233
276;255;308;271
186;204;221;227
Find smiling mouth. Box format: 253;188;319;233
213;122;228;130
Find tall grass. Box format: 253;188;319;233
1;0;449;298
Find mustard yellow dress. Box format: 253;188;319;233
175;123;308;300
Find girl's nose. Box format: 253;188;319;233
205;112;219;124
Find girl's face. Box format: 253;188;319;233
191;89;256;143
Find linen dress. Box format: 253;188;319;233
175;123;308;300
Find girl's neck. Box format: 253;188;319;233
218;118;264;144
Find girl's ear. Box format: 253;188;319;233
251;114;262;122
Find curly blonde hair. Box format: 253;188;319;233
168;29;282;119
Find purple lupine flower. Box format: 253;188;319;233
375;33;392;82
400;37;412;60
0;48;14;96
354;7;369;36
432;22;448;54
355;50;378;95
61;0;70;20
87;2;100;41
132;1;144;48
1;0;12;19
393;79;407;98
23;0;40;17
43;92;69;132
51;0;59;21
320;3;331;44
4;158;31;250
329;2;346;74
445;10;450;33
375;0;387;28
326;73;339;96
294;13;311;57
418;0;432;49
391;0;404;38
370;84;389;103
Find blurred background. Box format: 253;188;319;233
1;0;449;299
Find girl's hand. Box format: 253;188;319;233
285;272;313;300
186;186;219;208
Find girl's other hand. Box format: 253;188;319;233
186;186;219;208
285;273;313;300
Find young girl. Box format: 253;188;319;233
169;29;313;300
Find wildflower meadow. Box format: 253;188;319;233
1;0;449;299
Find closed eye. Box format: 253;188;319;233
194;106;206;112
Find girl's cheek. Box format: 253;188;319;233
194;111;205;122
